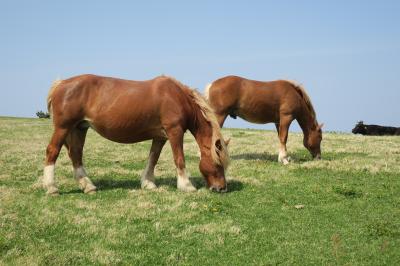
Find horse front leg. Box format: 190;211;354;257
278;116;293;165
141;138;166;189
166;127;196;192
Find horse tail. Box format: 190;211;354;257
285;80;316;121
47;79;63;117
204;83;212;100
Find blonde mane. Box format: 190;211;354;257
47;79;63;117
204;83;212;100
285;80;317;124
168;77;230;169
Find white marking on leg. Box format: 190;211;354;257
43;165;58;194
278;145;290;165
74;166;87;179
177;168;196;192
141;162;157;189
74;166;96;194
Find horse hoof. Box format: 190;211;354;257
188;186;197;192
84;184;97;194
46;186;59;196
84;185;97;194
183;187;197;192
141;181;157;190
178;185;197;192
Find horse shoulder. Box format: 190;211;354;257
154;77;193;122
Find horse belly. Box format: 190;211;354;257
236;87;280;124
87;119;166;144
238;103;278;124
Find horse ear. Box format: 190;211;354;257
224;138;231;146
318;123;324;129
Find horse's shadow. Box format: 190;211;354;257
157;176;243;192
231;152;277;162
62;175;243;194
230;150;365;163
231;151;314;163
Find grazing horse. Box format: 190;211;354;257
43;74;229;195
205;75;323;164
352;121;400;136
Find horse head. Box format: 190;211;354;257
199;138;229;192
352;121;366;134
304;123;323;159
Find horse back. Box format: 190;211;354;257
49;75;194;142
208;76;302;123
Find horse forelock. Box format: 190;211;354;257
284;80;318;127
167;77;229;169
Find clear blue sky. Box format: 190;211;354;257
1;1;399;132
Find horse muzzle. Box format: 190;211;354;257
209;185;227;193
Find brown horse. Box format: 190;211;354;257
205;75;323;164
43;74;229;195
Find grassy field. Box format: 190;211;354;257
1;116;399;265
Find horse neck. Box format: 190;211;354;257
189;109;213;154
297;107;317;137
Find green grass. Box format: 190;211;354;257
1;116;399;265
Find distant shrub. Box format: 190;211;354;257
36;110;50;119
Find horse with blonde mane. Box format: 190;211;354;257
43;74;229;195
206;75;323;164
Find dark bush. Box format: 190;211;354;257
36;110;50;119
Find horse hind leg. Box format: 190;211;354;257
216;113;228;127
65;127;96;194
275;123;280;134
141;138;166;189
43;127;70;195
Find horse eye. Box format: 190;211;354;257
215;140;222;151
